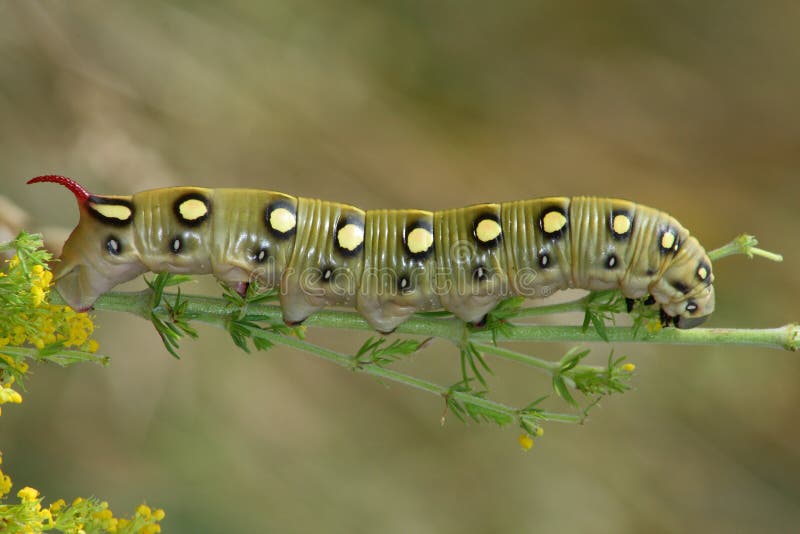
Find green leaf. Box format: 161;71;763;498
521;395;549;413
353;336;429;367
459;343;493;388
559;346;590;372
590;314;609;342
552;374;577;406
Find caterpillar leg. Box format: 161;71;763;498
234;281;249;298
625;294;656;313
470;315;488;328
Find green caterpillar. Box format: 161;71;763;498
29;175;715;332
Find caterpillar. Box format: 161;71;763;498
28;175;715;332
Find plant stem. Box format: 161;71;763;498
1;345;109;366
708;234;784;262
473;343;558;372
76;290;798;352
192;313;581;425
471;324;799;351
511;297;586;317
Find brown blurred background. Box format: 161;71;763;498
1;1;799;532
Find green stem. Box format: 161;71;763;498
192;313;580;425
1;345;109;366
512;297;587;317
79;290;798;352
473;343;558;372
79;290;465;341
708;234;784;262
471;324;799;351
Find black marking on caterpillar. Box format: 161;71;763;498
106;236;122;256
538;205;569;239
335;214;365;257
473;264;489;282
609;210;633;240
173;192;211;227
87;195;135;227
265;200;297;239
403;220;434;261
253;247;269;264
472;213;503;249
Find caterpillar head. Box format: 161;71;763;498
28;175;147;311
651;234;715;329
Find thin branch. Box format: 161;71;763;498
75;290;798;352
192;313;582;426
708;234;784;262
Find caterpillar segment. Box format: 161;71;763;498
28;175;715;331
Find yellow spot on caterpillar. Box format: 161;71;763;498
475;218;502;243
697;266;708;280
612;214;631;235
178;198;208;221
90;202;131;221
270;207;296;234
542;210;567;234
407;227;433;254
337;223;364;251
660;231;676;250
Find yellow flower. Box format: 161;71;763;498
0;386;23;405
30;285;45;307
87;339;100;353
0;454;12;497
17;486;39;501
518;433;534;451
49;499;66;513
153;508;166;521
140;525;161;534
39;508;53;524
93;508;113;520
0;472;11;496
136;504;152;519
40;269;53;287
622;363;636;372
10;325;26;345
534;426;544;437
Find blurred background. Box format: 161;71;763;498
1;1;799;532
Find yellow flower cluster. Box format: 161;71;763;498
0;377;24;417
0;248;100;409
0;235;165;533
0;254;99;352
0;303;101;352
0;249;100;416
0;453;166;533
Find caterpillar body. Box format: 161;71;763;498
29;175;715;332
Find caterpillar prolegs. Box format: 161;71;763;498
29;175;715;332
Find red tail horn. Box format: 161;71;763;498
27;175;90;204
